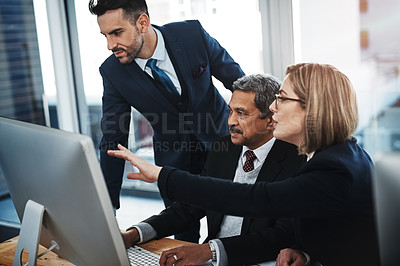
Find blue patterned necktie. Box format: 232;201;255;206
146;58;179;96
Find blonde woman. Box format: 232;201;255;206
109;63;379;266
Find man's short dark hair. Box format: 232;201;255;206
232;74;281;119
89;0;149;24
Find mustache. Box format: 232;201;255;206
229;126;243;134
112;47;125;53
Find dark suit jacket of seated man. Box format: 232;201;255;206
132;135;305;265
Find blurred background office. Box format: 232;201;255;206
1;0;399;243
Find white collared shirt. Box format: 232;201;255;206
307;151;315;161
135;28;182;95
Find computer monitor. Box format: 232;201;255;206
373;152;400;266
0;117;130;265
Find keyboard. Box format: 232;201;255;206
127;245;160;266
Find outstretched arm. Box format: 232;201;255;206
110;145;351;220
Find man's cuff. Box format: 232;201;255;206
127;223;157;244
301;251;311;266
209;239;228;266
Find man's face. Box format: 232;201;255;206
228;90;271;150
97;8;144;64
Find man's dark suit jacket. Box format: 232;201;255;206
157;138;380;266
142;135;305;265
97;20;244;208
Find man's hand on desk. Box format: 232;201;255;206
159;243;212;266
276;248;308;266
120;228;140;248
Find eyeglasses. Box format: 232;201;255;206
274;94;304;109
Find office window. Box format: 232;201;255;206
0;0;53;198
73;0;263;191
191;0;206;16
292;0;400;156
0;0;47;126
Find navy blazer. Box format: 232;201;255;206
143;136;305;265
158;139;380;266
98;20;244;207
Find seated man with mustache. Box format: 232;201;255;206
120;74;305;265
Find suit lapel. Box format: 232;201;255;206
209;140;243;238
222;143;242;180
156;25;195;108
123;59;180;113
256;140;287;182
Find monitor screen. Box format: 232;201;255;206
0;117;130;265
373;152;400;266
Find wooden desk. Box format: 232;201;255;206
0;236;190;265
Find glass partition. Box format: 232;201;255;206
292;0;400;157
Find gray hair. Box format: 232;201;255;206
232;74;281;119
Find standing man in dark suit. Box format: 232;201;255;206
88;0;244;242
119;74;305;266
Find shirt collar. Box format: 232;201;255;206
241;137;276;164
135;28;166;70
307;151;315;161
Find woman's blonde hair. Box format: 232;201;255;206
286;63;359;154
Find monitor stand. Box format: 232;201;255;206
13;200;45;266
